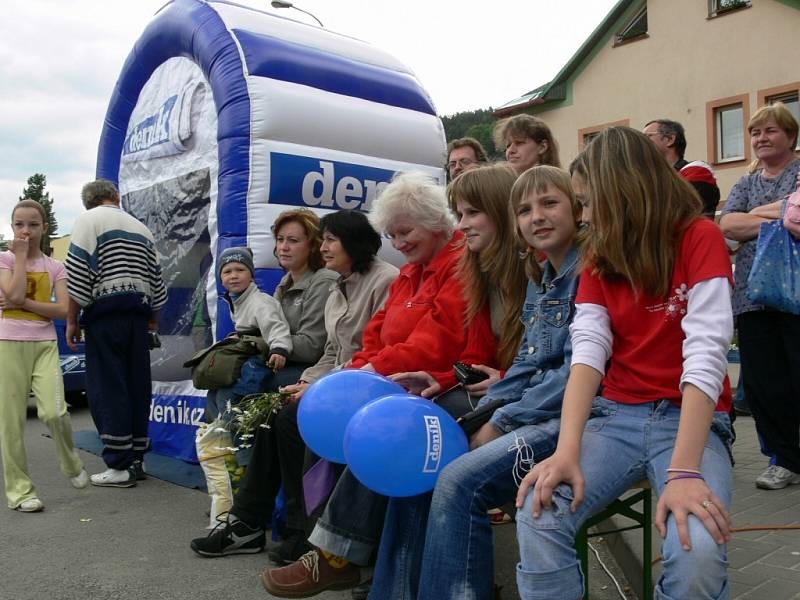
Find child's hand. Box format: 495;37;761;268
10;237;29;257
469;421;503;449
465;364;502;393
268;353;286;371
515;452;585;518
0;296;22;310
655;478;731;550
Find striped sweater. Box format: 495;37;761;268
65;205;167;320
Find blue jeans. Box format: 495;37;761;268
516;399;732;600
369;419;562;600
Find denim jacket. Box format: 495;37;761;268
480;245;579;433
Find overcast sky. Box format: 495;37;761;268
0;0;617;239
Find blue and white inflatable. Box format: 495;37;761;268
96;0;446;461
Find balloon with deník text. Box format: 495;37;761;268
297;370;404;463
343;393;469;497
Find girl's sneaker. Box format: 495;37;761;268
90;468;136;488
70;469;89;489
16;497;44;512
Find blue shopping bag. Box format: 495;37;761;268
746;217;800;315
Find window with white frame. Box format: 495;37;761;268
715;104;745;162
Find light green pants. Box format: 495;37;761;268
0;340;84;508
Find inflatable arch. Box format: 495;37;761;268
96;0;446;460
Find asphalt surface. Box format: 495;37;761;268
1;405;633;600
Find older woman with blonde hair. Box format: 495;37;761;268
721;102;800;490
262;171;498;597
493;114;561;175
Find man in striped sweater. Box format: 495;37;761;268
65;179;167;488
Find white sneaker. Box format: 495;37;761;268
16;497;44;512
90;468;136;488
755;465;800;490
70;469;89;489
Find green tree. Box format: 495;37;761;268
19;173;58;256
440;108;503;160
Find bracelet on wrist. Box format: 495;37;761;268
666;468;702;475
664;472;705;485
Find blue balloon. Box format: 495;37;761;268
343;393;469;497
297;370;404;463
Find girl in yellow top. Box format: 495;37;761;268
0;200;87;512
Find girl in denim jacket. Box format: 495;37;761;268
369;165;583;600
515;128;734;600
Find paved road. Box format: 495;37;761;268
1;406;632;600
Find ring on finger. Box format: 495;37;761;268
701;499;712;510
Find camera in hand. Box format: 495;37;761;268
454;361;489;386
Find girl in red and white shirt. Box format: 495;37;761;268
514;127;734;600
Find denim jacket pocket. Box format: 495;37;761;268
540;300;572;328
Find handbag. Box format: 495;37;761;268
746;201;800;315
183;334;268;390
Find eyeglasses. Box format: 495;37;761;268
447;158;477;170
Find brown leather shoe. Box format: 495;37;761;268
261;549;360;598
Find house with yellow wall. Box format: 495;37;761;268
494;0;800;208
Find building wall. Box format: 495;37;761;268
526;0;800;205
50;235;71;261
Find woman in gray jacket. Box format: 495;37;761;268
270;209;340;389
192;210;398;558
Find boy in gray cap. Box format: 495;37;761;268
208;247;292;419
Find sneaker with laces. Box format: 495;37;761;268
261;549;360;597
131;461;147;481
755;465;800;490
90;468;136;488
16;497;45;512
190;513;265;557
70;469;89;489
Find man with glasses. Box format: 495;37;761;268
446;137;488;181
643;119;721;218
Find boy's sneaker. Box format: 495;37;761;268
16;497;44;512
90;468;137;488
191;513;265;557
755;465;800;490
69;469;90;489
131;461;147;481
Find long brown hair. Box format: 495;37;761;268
582;127;701;298
448;164;525;368
493;114;561;168
509;166;582;284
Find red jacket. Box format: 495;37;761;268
350;233;495;377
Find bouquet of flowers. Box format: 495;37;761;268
224;391;289;450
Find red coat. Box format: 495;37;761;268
350;233;496;378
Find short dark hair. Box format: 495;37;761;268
645;119;687;159
446;137;489;164
320;210;382;274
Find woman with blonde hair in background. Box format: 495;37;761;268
720;102;800;490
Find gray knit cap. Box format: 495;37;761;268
218;247;255;278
